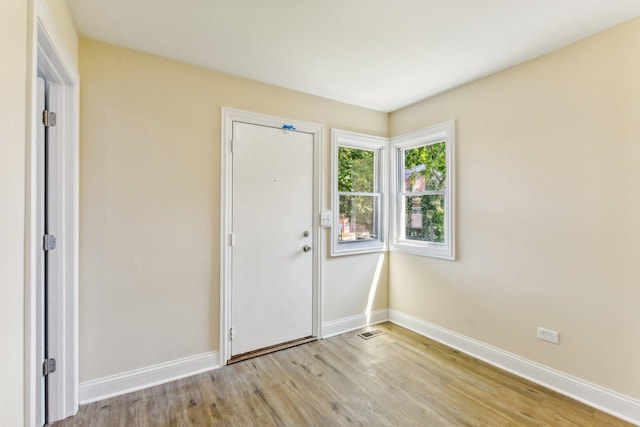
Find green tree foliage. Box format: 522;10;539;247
337;147;374;192
404;142;446;191
403;142;446;243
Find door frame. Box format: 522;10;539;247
220;107;323;364
25;2;80;425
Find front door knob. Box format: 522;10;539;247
303;245;312;252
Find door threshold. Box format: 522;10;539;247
228;336;317;365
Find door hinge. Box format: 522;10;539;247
43;110;57;127
230;233;236;247
43;234;57;251
42;358;56;376
229;328;233;341
230;139;235;153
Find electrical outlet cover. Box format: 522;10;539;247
537;327;559;344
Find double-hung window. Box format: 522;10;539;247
390;121;455;259
331;129;387;256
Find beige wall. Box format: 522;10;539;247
0;1;29;425
78;38;388;381
389;18;640;399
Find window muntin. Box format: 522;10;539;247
391;121;455;259
332;130;386;256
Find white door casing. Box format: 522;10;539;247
26;9;81;425
231;122;314;355
220;108;322;363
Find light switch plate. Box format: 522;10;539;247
320;211;332;227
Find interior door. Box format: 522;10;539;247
37;76;59;425
37;76;61;425
36;76;47;427
231;121;314;356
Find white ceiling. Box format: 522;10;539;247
66;0;640;112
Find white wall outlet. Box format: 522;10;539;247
320;211;332;228
537;327;559;344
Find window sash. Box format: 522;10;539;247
338;194;381;243
398;193;447;245
400;141;447;194
337;146;379;194
337;147;381;244
397;142;448;244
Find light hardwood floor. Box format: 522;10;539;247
53;323;632;426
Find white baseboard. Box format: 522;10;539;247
322;309;389;338
79;351;220;405
388;309;640;426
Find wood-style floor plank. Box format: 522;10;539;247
52;323;633;426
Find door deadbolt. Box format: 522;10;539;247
303;231;310;237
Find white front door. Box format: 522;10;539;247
231;121;314;356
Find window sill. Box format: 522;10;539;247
331;241;386;257
389;242;455;260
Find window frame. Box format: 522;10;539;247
331;129;388;256
390;121;455;260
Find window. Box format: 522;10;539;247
331;129;387;256
390;121;455;259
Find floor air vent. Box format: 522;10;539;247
358;329;385;340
